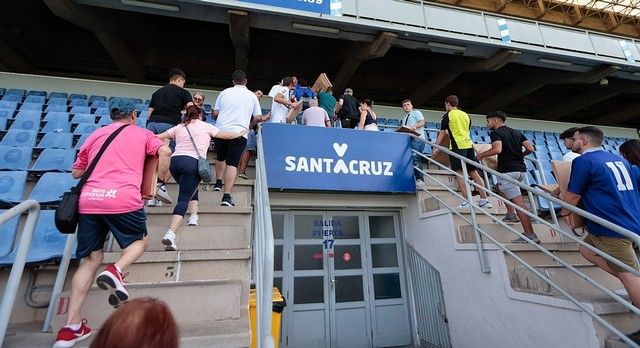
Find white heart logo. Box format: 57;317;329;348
333;143;348;157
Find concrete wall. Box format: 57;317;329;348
1;72;637;138
401;202;601;348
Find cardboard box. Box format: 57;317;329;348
551;160;585;229
311;73;332;93
472;143;498;171
141;155;159;198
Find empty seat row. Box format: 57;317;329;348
0;171;78;207
0;146;76;172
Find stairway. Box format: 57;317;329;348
414;167;639;347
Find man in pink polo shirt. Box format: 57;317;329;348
53;98;171;348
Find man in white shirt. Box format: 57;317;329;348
212;70;262;206
270;76;301;124
560;127;581;161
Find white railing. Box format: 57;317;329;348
414;137;640;347
253;127;276;348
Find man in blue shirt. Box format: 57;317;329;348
563;126;640;311
401;99;426;185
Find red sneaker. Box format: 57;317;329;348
96;264;129;307
52;318;91;348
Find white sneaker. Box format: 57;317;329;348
478;199;493;209
187;214;199;226
155;183;173;204
457;201;469;208
614;289;629;298
161;230;177;251
147;198;157;207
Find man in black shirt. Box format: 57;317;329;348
146;68;193;206
336;88;359;129
476;111;538;244
147;68;194;136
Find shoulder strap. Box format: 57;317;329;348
184;123;203;158
76;124;130;190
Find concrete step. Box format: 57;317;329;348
457;223;564;245
4;315;251;348
505;249;592;268
144;205;251;226
154;186;252;207
50;280;244;332
101;249;251;285
112;223;251;252
419;191;508;215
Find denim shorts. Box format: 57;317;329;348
244;130;257;152
76;209;147;259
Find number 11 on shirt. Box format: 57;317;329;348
606;161;634;191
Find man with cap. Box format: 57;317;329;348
53;97;172;348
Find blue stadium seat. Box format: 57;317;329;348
45;104;68;113
25;95;46;104
70;105;91;114
14;109;41;119
0;211;20;257
27;90;46;97
98;116;112;126
74;123;98;135
131;98;142;104
74;134;90;149
29;172;79;205
426;131;438;142
550;152;564;161
137;117;148;127
9;114;41;131
94;107;109;116
387;119;400;126
1;129;38;148
69;94;87;101
0;145;33;170
0;118;7;131
0;88;4;97
534;151;550;160
0;211;75;265
0;106;16;120
44;112;70;123
37;132;73;149
30;148;76;173
88;95;107;103
1;94;21;103
135;103;147;112
540;161;552;171
49;92;68;99
5;89;26;98
47;97;68;106
0;171;28;207
0;100;18;109
376;117;387;125
41;120;71;133
90;100;108;109
19;102;43;111
71;113;95;124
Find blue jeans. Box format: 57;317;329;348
411;138;425;180
169;156;200;216
147;122;175;150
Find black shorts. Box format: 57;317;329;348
76;209;147;259
213;137;247;167
449;148;479;172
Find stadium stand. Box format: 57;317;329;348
0;171;28;207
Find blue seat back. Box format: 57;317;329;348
0;210;20;257
6;89;26;98
387;119;400;126
42;120;71;133
1;94;21;103
47;97;68;105
70;106;91;114
0;130;38;148
94;108;109;116
71;113;95;124
0;171;27;206
29;172;79;204
37;132;73;149
0;211;73;265
0;107;15;119
45;104;68;113
75;134;90;150
25;95;46;103
98;116;112;126
69;99;88;108
10;114;41;131
0;145;33;170
69;94;87;101
44;112;70;122
49;92;67;99
30;148;76;172
88;95;107;102
19;103;43;111
90;100;108;109
74;123;98;135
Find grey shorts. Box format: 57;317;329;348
497;172;526;200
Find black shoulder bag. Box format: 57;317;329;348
55;124;130;234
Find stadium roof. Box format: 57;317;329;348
0;1;640;129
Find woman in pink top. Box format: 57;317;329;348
156;105;246;251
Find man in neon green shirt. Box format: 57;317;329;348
434;95;490;208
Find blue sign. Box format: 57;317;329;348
261;123;416;193
239;0;332;15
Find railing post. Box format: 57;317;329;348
0;200;41;345
42;232;77;332
461;163;490;273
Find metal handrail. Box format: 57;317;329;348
414;137;640;347
254;127;276;348
0;200;41;345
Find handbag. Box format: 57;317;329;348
184;123;213;183
55;124;130;234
